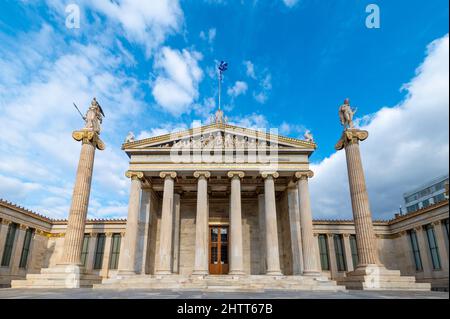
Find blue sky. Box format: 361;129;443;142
0;0;448;220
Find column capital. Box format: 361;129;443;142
294;170;314;180
72;129;105;150
432;220;442;226
1;219;11;226
335;129;368;151
343;233;351;238
227;171;245;179
414;225;423;232
125;170;144;180
105;232;113;237
193;171;210;179
261;171;279;179
19;224;28;231
326;233;334;238
160;171;177;179
399;230;407;236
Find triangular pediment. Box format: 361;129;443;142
122;123;316;151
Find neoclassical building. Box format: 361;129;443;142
3;104;449;291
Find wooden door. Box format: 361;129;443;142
209;225;229;274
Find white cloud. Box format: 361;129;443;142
0;24;145;219
152;47;204;115
229;113;269;130
200;28;217;44
283;0;299;8
244;60;256;79
86;0;183;56
253;91;268;104
310;34;449;220
227;81;248;97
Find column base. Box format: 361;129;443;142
229;270;246;276
302;270;323;277
192;270;209;276
155;270;172;275
338;264;431;291
266;270;283;276
10;264;102;289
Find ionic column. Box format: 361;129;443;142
100;232;113;278
172;192;181;274
295;171;321;275
59;130;105;265
85;233;97;272
156;171;177;275
432;220;449;272
261;172;282;275
327;234;339;279
257;192;267;274
227;171;245;275
193;171;211;275
415;226;432;278
343;234;355;272
11;225;27;274
117;171;144;274
335;129;380;267
287;183;303;275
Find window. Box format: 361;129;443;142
109;234;121;270
334;235;347;271
408;229;423;271
349;234;359;268
93;234;106;270
406;204;419;213
422;199;430;208
433;193;446;204
19;228;34;268
80;234;90;267
425;224;441;270
1;223;18;267
318;235;329;271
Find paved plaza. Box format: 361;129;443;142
0;288;448;299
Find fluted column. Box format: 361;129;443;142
343;234;355;272
172;192;181;274
156;171;177;275
227;171;245;275
193;171;210;275
335;129;380;267
295;171;321;275
287;184;303;275
60;130;105;265
257;192;267;274
117;171;144;274
261;172;282;275
432;220;449;272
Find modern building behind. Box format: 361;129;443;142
403;174;449;214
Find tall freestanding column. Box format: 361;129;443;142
287;183;303;275
335;129;380;267
193;171;210;275
60;129;105;265
295;171;321;275
117;171;144;274
261;172;282;275
227;171;245;275
156;172;177;275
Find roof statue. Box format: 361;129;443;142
338;98;357;130
304;130;314;142
84;97;105;134
125;131;135;143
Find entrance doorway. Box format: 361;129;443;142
209;225;229;274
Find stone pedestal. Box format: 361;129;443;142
11;129;104;288
335;128;430;291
